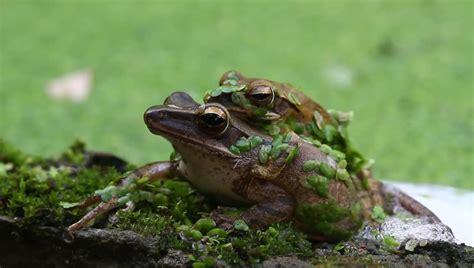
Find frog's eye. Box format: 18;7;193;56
247;80;275;106
198;105;230;136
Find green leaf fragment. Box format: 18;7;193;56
303;160;319;172
323;125;338;143
117;195;130;206
95;185;117;201
330;149;346;160
288;92;302;106
301;136;322;147
287;118;305;134
136;176;149;185
337;160;347;169
188;229;203;240
283;132;292;143
248;135;263;148
210;87;223;97
320;144;332;154
313;111;325;129
231;92;252;108
258;145;272;164
270;125;281;136
207;228;227;238
351;203;362;221
371;205;386;223
252;107;268;117
233;219;249;231
271;135;283;146
319;162;336;178
334;242;345;252
332;110;354;124
336;169;350;182
266;226;278;236
270;143;289;159
194;218;216;233
154;193;168;206
285;146;299;163
383;235;400;248
222;79;238;86
0;163;13;176
226;71;238;80
362;176;370;190
229;145;241;155
235;137;251;152
306;175;329;197
59;201;80;209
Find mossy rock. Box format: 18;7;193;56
0;140;472;267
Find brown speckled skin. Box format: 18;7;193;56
206;70;333;124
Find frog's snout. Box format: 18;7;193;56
144;106;167;129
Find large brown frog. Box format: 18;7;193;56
68;92;439;241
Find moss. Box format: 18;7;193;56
109;210;184;251
196;223;313;266
295;199;361;241
371;206;386;223
0;141;120;225
0;141;316;264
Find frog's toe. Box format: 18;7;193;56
210;208;239;231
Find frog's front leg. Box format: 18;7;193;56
119;160;181;186
241;178;295;229
75;161;180;209
67;160;181;236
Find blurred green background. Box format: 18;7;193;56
0;1;472;189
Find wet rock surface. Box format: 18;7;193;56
1;216;472;267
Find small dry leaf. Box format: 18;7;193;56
46;70;93;102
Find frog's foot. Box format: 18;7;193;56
381;183;441;222
66;196;119;237
210;207;240;231
240;179;295;229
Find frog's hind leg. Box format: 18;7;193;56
118;160;180;186
66;161;180;236
381;182;441;222
241;178;295;229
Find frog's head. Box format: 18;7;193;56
145;92;267;158
205;71;312;123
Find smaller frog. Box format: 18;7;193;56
205;71;333;127
205;71;367;176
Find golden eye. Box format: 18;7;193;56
198;104;230;136
247;80;275;106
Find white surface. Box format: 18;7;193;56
387;181;474;246
46;70;92;102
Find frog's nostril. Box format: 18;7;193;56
157;111;166;119
144;106;167;124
